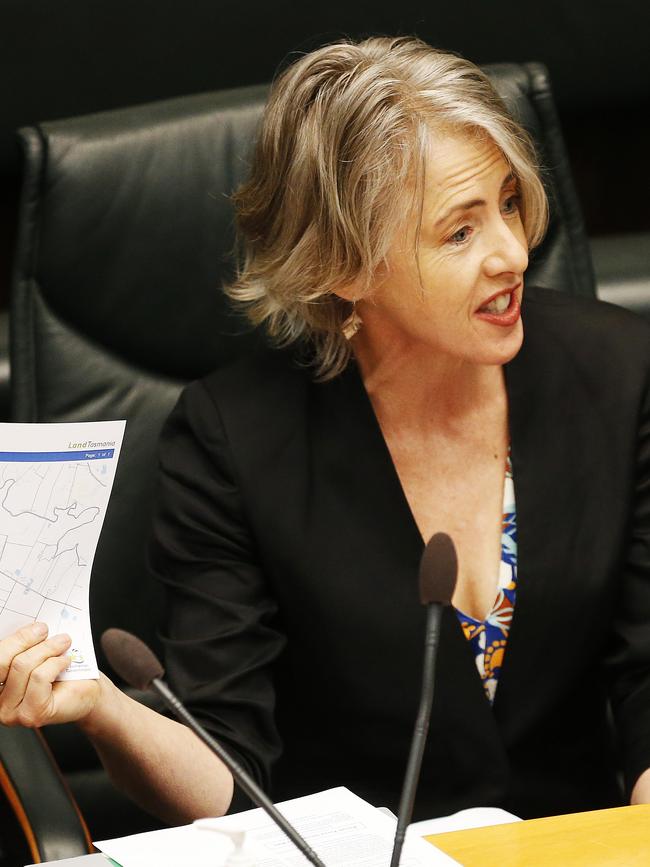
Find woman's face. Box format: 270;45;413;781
356;131;529;368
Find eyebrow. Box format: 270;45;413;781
434;171;517;228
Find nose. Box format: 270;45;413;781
482;218;529;278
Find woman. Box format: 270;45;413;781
1;36;650;824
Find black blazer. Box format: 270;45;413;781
150;287;650;820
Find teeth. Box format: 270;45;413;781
483;293;510;314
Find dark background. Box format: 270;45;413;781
1;0;649;307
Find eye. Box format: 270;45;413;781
448;225;472;245
501;194;521;216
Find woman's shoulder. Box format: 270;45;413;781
522;285;650;367
179;340;312;434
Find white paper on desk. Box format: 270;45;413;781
408;806;521;838
0;420;126;680
95;787;460;866
25;855;111;866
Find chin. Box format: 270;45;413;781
475;321;524;366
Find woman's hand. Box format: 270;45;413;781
0;622;101;728
631;767;650;804
2;622;234;822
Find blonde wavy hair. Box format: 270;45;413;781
227;36;549;379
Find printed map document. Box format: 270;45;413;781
95;787;460;866
0;420;125;680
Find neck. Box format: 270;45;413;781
351;330;506;431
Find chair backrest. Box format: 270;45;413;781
10;64;595;670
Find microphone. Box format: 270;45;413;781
389;532;458;867
101;628;327;867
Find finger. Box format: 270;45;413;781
41;676;101;726
0;622;49;681
0;633;72;711
15;655;72;728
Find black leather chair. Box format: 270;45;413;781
594;232;650;318
3;62;595;860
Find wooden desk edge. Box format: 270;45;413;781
424;804;650;866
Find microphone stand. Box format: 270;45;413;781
389;603;442;867
102;627;327;866
151;677;327;867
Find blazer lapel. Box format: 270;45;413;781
495;296;597;727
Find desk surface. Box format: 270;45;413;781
31;805;650;866
427;804;650;866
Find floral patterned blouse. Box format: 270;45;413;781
454;451;517;704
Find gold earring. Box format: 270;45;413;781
342;303;362;340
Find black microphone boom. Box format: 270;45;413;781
101;628;326;867
389;532;458;867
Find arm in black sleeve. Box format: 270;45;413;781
148;378;287;811
607;367;650;798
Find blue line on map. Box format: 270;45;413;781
0;450;115;462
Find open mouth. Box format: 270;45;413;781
478;292;512;315
474;284;522;326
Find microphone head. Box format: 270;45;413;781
419;532;458;606
101;628;164;690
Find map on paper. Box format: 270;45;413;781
0;420;126;680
